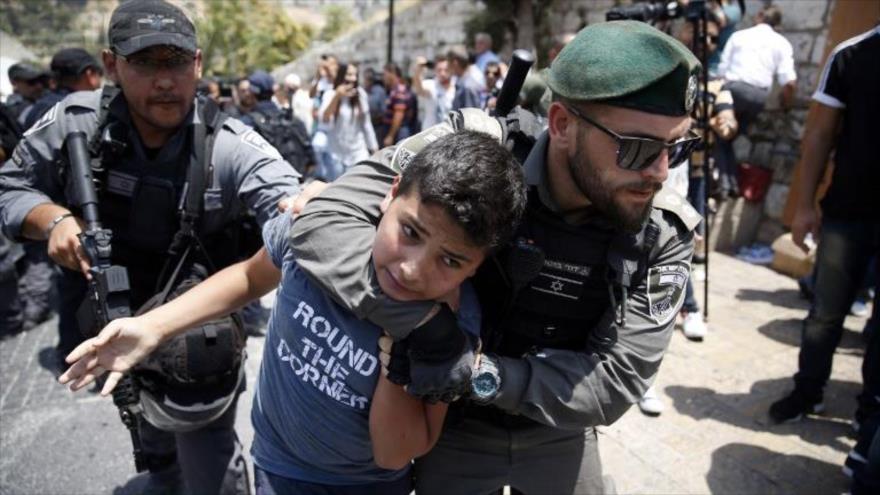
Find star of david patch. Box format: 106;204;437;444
530;270;583;301
646;261;689;324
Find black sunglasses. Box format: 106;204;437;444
564;104;701;171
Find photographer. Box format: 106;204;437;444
411;55;455;130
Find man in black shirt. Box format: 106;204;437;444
769;24;879;492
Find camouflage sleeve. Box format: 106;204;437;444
289;153;434;338
490;206;696;430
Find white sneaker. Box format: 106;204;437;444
638;386;664;416
682;312;708;341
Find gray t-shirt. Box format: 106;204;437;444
251;214;481;484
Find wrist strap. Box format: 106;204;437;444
45;213;73;237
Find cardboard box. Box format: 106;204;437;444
771;232;815;278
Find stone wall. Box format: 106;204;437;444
273;0;484;81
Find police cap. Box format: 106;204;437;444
50;48;101;79
547;21;701;116
8;62;48;82
247;70;275;98
109;0;197;57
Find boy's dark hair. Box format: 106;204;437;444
397;130;527;251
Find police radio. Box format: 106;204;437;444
65;131;148;473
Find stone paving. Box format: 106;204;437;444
0;253;869;494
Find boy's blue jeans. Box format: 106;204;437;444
794;218;880;413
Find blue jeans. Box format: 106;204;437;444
254;467;412;495
794;218;880;410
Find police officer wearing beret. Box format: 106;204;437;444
288;21;702;493
0;0;300;493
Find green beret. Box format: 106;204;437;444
547;21;701;116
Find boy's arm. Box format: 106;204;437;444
58;247;281;395
370;339;448;470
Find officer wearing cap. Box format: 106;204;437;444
14;49;103;333
20;48;103;130
4;62;50;121
287;20;702;493
0;0;300;493
238;70;275;127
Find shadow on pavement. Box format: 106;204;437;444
667;377;861;455
37;345;63;377
735;287;810;311
757;317;867;352
707;443;848;494
112;473;149;495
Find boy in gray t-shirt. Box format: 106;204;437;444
60;130;526;493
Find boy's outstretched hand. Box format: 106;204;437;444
58;317;162;396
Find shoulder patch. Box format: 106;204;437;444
390;122;455;173
653;185;701;231
22;103;58;137
241;129;283;160
646;261;689;325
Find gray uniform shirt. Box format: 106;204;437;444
0;88;301;241
290;128;699;431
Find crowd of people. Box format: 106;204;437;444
0;0;877;494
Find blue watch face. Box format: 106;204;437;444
473;372;497;397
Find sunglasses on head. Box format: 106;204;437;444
564;104;701;171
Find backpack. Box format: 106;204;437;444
248;108;315;174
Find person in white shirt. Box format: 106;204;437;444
411;55;456;129
319;62;379;181
283;73;315;134
715;4;797;197
473;32;500;72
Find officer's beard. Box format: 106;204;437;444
569;141;658;233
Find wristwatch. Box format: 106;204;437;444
470;354;502;404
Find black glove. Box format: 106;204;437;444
384;338;410;387
403;304;479;403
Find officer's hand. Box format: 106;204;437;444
791;204;819;253
58;316;162;396
378;334;410;386
279;180;329;216
47;215;91;276
403;304;479;403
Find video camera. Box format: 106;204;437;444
606;0;708;23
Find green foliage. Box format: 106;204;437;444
0;0;106;61
463;0;513;55
196;0;314;77
319;4;354;42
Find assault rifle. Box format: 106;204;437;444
66;131;147;472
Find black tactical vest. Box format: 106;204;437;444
475;187;656;358
81;88;229;306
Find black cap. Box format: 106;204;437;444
247;70;275;97
8;62;49;82
109;0;197;57
51;48;101;78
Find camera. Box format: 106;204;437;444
606;0;707;23
424;60;435;70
